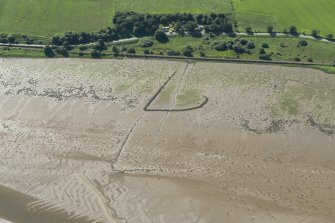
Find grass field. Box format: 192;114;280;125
116;0;232;14
0;0;116;37
0;0;334;38
232;0;335;36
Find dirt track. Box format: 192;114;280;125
0;58;335;223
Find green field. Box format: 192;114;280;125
232;0;335;35
0;0;334;38
116;0;232;14
0;0;116;36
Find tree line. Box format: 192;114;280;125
51;11;233;46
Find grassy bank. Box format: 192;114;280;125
2;34;334;65
104;35;335;64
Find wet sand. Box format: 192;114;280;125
0;184;94;223
0;58;335;222
0;219;12;223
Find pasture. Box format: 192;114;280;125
0;0;116;37
115;0;232;14
0;0;334;37
232;0;335;36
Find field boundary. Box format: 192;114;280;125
143;71;176;111
143;70;209;112
122;54;329;66
112;118;141;169
145;95;209;112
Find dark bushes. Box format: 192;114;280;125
139;38;154;47
214;42;228;51
167;50;181;56
44;45;55;57
91;49;102;58
155;30;169;43
259;54;271;60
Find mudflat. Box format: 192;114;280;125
0;58;334;223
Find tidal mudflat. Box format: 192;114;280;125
0;58;335;223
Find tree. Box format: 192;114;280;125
245;26;252;34
44;45;55;58
311;29;320;37
155;30;169;43
112;46;120;57
239;38;248;46
62;41;72;50
182;45;193;57
160;15;169;26
92;39;106;51
214;42;228;51
232;43;245;54
112;46;119;53
196;14;204;24
127;48;136;54
184;21;197;32
7;35;15;43
289;26;298;35
52;35;62;45
79;45;88;51
25;38;33;45
267;25;274;33
222;23;233;33
246;41;255;49
294;56;301;62
138;39;153;47
298;40;308;46
167;50;180;56
91;49;101;58
261;42;269;48
55;47;69;57
326;34;333;40
259;47;266;54
173;22;182;31
133;25;146;37
259;54;271;60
